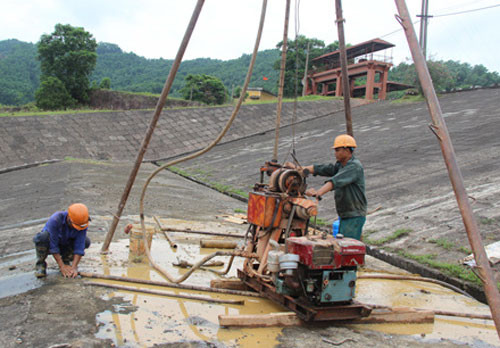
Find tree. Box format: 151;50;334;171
36;24;97;108
35;76;75;110
99;77;111;89
179;74;227;105
274;35;337;97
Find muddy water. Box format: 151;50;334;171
85;221;283;347
354;275;498;346
80;218;497;347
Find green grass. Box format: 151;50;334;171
479;217;496;225
209;182;249;198
429;238;455;250
365;228;411;246
396;250;480;285
458;246;472;254
242;95;338;105
169;165;249;198
63;156;111;165
168;165;190;177
390;94;425;104
309;217;329;227
0;107;118;117
234;208;246;214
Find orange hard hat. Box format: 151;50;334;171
68;203;89;230
332;134;357;149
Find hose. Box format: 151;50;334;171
138;0;268;283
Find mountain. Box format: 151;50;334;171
0;40;280;106
0;39;40;105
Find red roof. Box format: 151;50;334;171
313;38;395;64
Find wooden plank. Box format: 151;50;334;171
210;279;249;291
200;240;238;249
219;312;302;327
218;307;434;327
350;307;434;324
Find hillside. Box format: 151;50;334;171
0;40;280;106
1;38;499;106
0;39;40;105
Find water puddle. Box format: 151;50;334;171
0;271;45;299
85;223;283;347
353;275;498;346
2;216;496;346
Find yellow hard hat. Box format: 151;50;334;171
332;134;357;149
68;203;89;230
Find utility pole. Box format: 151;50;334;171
417;0;432;59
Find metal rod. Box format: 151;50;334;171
335;0;353;136
79;272;261;298
160;227;245;239
273;0;291;161
101;0;206;252
394;0;500;337
87;282;244;305
152;216;177;248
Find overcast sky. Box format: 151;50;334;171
1;0;500;73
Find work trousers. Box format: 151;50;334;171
33;230;91;260
338;216;366;241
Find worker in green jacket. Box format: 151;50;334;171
301;134;367;240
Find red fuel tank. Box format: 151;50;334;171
286;234;365;270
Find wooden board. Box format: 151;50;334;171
218;307;434;327
219;312;302;327
350;307;434;324
210;279;249;291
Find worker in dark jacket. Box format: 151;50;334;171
33;203;91;278
301;134;367;240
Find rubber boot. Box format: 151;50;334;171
35;246;48;278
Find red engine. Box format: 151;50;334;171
286;234;366;270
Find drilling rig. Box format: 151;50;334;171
238;161;371;321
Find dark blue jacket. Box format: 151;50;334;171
43;211;88;255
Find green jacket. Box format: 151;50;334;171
313;156;367;218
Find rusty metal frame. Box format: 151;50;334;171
238;269;371;322
395;0;500;338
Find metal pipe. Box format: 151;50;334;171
79;272;261;298
160;227;245;239
87;282;244;305
273;0;291;161
394;0;500;337
101;0;206;252
152;216;177;248
335;0;353;136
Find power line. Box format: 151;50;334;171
379;20;420;39
433;3;500;17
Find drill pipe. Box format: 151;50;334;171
87;282;244;305
79;272;261;298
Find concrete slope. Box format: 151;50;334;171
174;88;500;289
0;99;367;168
